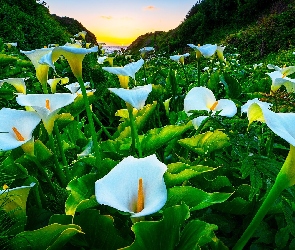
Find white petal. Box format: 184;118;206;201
95;155;167;217
198;44;217;58
192;116;209;129
16;94;75;112
214;99;237;117
109;84;152;110
0;108;41;151
184;87;216;115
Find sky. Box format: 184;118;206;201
44;0;197;46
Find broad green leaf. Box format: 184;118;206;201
0;162;28;183
0;88;14;100
65;173;97;215
166;186;232;211
214;197;254;215
221;72;241;99
0;183;35;218
114;101;157;139
9;223;82;250
165;162;215;187
191;175;233;192
176;220;219;250
207;71;220;92
49;214;73;225
123;204;190;250
0;183;35;234
141;122;192;154
34;140;53;162
178;130;230;155
73;210;127;249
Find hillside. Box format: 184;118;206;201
0;0;97;50
128;0;295;63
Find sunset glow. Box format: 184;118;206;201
44;0;197;46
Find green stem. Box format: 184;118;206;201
77;77;101;167
54;123;70;181
143;59;148;85
48;133;67;187
197;59;201;87
25;155;56;195
93;113;113;140
127;104;142;157
233;145;295;250
181;63;189;88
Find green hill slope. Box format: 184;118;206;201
128;0;295;63
0;0;97;50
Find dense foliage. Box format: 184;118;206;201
128;0;295;63
0;0;97;50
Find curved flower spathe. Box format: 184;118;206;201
39;45;98;80
21;48;54;88
16;94;75;134
170;53;190;64
109;84;152;110
241;98;295;146
102;59;144;88
188;44;217;58
0;78;27;94
95;155;167;218
47;77;69;93
0;108;41;152
184;87;237;128
266;65;295;93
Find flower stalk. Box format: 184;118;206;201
77;77;101;166
233;144;295;250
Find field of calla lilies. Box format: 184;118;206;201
1;33;295;249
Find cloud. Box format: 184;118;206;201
100;16;112;20
144;6;157;11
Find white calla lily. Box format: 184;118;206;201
170;53;190;64
21;48;54;89
266;67;295;93
184;86;237;116
16;94;75;134
0;78;27;94
39;45;98;80
188;44;218;58
241;98;295;146
0;108;41;152
95;155;167;218
109;84;152;110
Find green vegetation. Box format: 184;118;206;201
0;0;97;50
128;0;295;63
1;1;295;249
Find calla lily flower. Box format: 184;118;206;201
0;108;41;152
64;81;95;95
0;182;35;195
216;45;226;61
16;94;75;134
95;155;167;218
170;53;190;64
241;98;295;145
266;65;295;93
109;84;152;110
4;42;17;48
0;78;27;94
139;47;154;58
188;44;218;58
20;48;54;89
102;59;144;88
39;45;98;80
184;87;237;127
97;56;107;64
47;77;69;93
74;31;87;40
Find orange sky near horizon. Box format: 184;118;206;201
44;0;197;46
